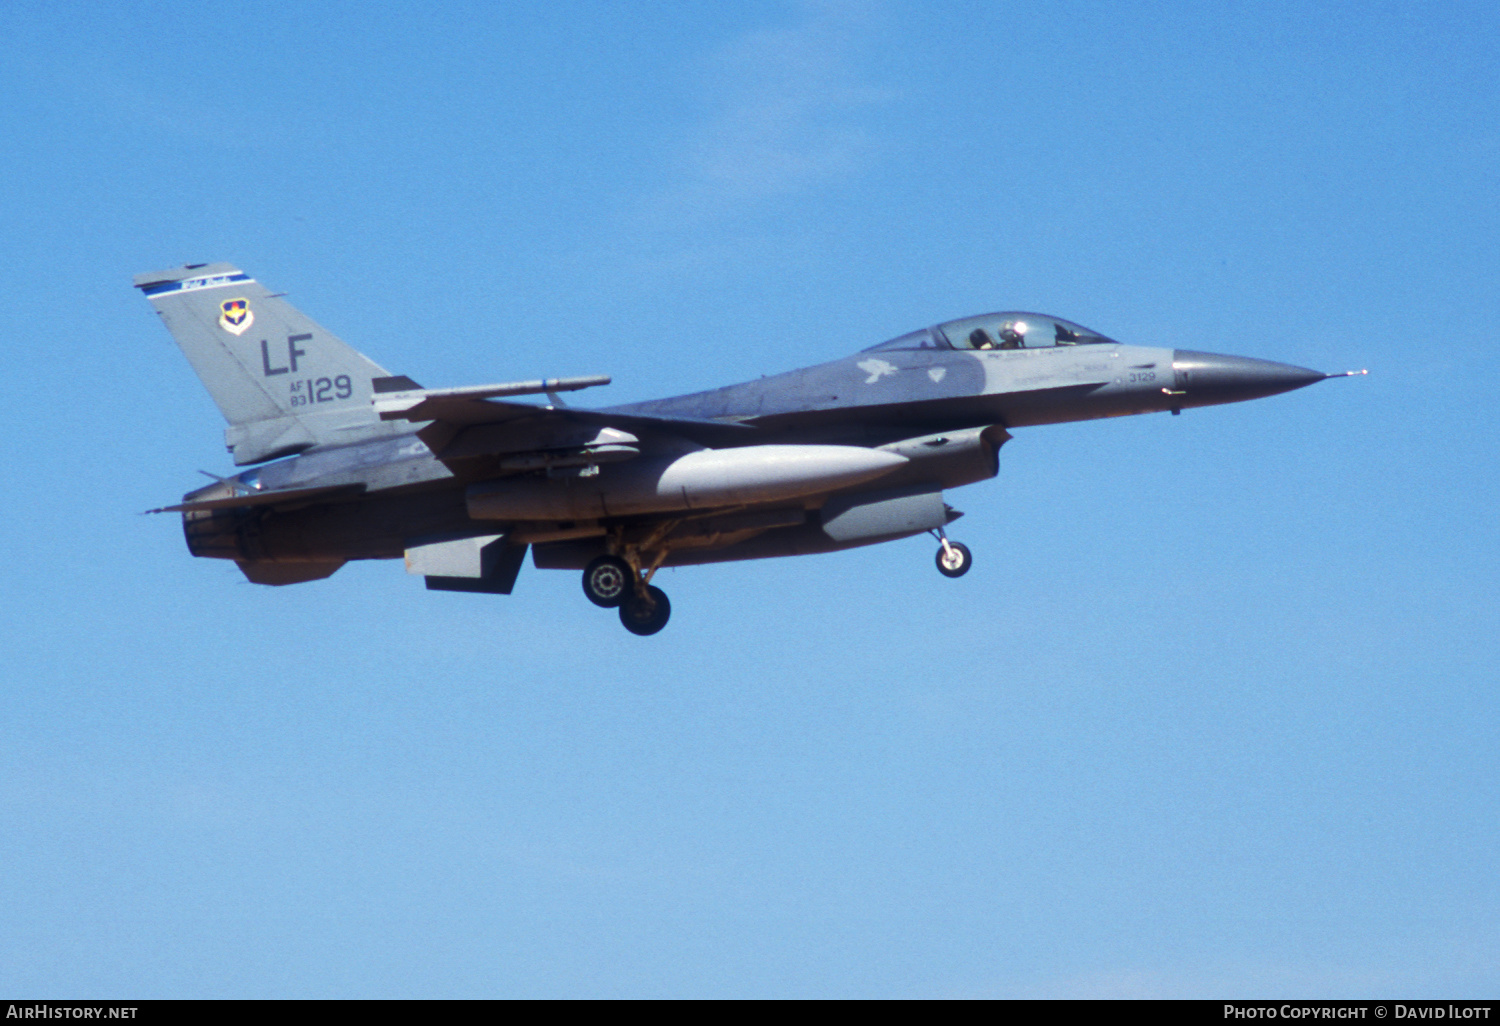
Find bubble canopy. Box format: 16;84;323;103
863;313;1119;353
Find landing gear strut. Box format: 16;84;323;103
932;530;972;578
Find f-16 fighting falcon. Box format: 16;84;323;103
137;263;1360;635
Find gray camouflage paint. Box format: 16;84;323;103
138;264;1329;586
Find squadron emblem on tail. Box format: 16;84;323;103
218;298;253;335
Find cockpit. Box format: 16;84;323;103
863;313;1119;353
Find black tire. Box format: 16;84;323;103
935;541;972;578
582;555;633;608
619;585;671;636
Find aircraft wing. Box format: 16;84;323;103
371;375;613;424
371;375;754;461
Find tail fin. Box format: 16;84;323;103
135;263;405;465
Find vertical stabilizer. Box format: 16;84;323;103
135;263;404;464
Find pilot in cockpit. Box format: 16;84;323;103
998;320;1028;349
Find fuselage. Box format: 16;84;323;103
181;332;1324;570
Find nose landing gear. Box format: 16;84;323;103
932;529;972;578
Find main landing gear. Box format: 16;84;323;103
932;529;972;578
582;554;632;607
582;551;673;636
619;585;671;636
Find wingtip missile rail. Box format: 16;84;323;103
373;375;612;421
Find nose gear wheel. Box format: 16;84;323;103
934;537;972;578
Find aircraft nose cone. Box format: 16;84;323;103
1172;350;1327;403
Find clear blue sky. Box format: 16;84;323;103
2;0;1496;998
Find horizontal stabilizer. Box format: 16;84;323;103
148;482;365;514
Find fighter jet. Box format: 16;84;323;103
137;263;1358;635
